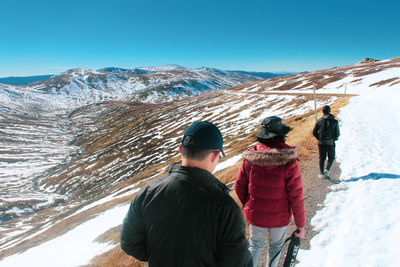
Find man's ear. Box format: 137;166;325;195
210;151;219;163
178;144;183;155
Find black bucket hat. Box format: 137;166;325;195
255;116;290;139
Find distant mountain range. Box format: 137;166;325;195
0;66;290;86
0;66;292;110
230;70;294;79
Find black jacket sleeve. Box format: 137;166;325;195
334;120;340;140
312;120;321;139
216;200;253;267
120;194;148;261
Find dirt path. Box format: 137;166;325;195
257;152;341;267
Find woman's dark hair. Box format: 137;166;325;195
257;135;287;146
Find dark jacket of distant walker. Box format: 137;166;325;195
235;142;306;229
120;164;252;267
313;114;340;145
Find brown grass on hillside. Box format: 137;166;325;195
217;162;243;186
370;77;399;87
87;95;351;267
352;68;383;78
273;80;303;91
85;245;147;267
94;226;122;245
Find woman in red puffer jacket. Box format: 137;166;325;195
235;116;305;267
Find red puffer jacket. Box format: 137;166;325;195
235;142;306;228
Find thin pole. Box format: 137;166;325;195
313;83;317;121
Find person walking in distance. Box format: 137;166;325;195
120;121;253;267
235;116;306;267
313;105;340;179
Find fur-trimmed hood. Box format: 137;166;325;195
243;146;298;166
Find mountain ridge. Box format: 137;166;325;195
0;65;288;87
0;66;272;109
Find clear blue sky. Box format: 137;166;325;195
1;0;399;77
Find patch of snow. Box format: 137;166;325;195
214;154;243;173
0;205;130;267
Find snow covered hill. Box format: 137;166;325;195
0;65;264;111
0;57;399;266
0;65;264;223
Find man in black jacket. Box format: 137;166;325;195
313;105;340;179
120;121;252;267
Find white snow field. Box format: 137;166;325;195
297;82;400;266
0;205;130;267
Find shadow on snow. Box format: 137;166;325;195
345;172;400;182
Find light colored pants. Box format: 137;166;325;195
248;224;287;267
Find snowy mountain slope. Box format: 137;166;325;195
231;57;400;95
0;66;264;111
0;65;265;223
0;57;399;266
297;67;400;267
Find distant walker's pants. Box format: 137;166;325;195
248;224;287;267
318;144;335;173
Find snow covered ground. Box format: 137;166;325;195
0;205;130;267
297;84;400;266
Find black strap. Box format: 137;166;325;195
269;237;291;267
283;233;301;267
269;230;300;267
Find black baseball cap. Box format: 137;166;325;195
182;121;225;156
